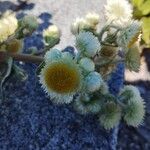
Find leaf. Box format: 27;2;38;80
36;61;45;75
140;0;150;15
141;17;150;45
131;0;144;8
0;57;13;100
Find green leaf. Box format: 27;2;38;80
131;0;144;8
142;17;150;45
0;57;13;100
140;0;150;15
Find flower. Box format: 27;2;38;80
0;11;18;42
71;18;89;35
43;25;60;46
39;56;83;104
104;0;133;26
84;71;102;93
125;44;140;72
85;13;99;27
124;97;145;127
120;85;141;100
74;93;101;114
43;25;60;39
79;57;95;72
120;85;145;126
117;20;141;49
44;49;62;64
76;32;101;57
6;39;23;53
99;102;121;130
22;15;38;32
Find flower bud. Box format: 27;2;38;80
99;102;121;130
44;49;62;64
43;25;60;46
85;13;99;27
79;57;95;72
84;71;102;92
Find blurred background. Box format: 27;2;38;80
0;0;150;149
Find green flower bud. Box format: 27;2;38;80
123;98;145;127
76;32;101;57
99;102;121;130
74;93;101;114
84;72;102;93
120;85;145;127
43;25;60;46
79;57;95;72
44;49;62;64
125;43;140;72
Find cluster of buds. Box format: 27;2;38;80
0;0;145;130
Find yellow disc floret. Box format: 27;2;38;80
40;57;82;104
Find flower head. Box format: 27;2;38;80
44;49;62;64
125;44;140;72
105;0;133;26
79;57;95;72
39;56;83;104
76;32;101;57
43;25;60;39
71;18;88;35
120;85;145;126
124;97;145;127
99;102;121;130
22;15;38;31
74;93;101;114
117;20;141;48
0;11;18;42
85;13;99;27
84;71;102;93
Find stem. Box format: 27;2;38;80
0;51;43;64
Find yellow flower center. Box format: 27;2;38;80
44;62;81;94
128;32;140;48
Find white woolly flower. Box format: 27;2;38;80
79;57;95;72
85;12;99;27
44;49;62;64
39;56;83;104
0;11;18;42
71;18;88;35
84;71;102;92
43;25;60;39
105;0;133;26
117;20;141;48
76;32;101;57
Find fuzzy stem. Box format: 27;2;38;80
0;51;43;64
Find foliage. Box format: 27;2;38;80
131;0;150;47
